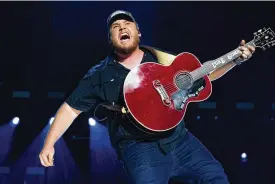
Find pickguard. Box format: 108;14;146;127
171;78;206;110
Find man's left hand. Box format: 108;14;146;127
237;40;256;63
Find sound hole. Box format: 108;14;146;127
174;72;193;90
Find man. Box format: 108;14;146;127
39;10;255;184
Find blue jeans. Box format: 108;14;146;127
119;131;230;184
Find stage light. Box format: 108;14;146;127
49;117;54;125
241;152;248;162
12;117;20;125
241;153;247;159
89;118;96;126
197;116;200;120
215;116;218;120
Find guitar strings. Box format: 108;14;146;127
160;61;214;91
161;68;209;93
161;69;203;91
163;74;195;93
162;76;189;91
162;74;195;92
150;43;254;93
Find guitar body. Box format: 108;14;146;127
123;52;212;132
123;27;275;133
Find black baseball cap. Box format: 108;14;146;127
107;10;138;29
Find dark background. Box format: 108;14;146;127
0;1;275;184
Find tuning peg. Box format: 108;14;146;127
253;32;258;36
258;29;262;33
263;27;267;31
262;46;266;50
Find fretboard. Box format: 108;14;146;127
190;41;255;81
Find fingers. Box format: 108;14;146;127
240;39;246;46
239;40;256;53
40;156;46;167
239;44;255;59
239;47;250;58
39;150;54;167
247;45;255;53
48;152;55;166
40;154;51;167
241;53;248;59
237;40;256;62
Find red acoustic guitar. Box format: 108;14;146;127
123;27;275;133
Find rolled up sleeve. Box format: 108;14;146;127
66;68;100;112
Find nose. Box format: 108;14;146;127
119;24;126;31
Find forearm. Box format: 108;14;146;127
208;61;237;81
43;102;82;148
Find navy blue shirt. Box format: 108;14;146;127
66;47;188;157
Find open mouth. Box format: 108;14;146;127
119;33;130;42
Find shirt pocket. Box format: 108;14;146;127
101;74;123;104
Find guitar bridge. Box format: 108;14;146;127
153;80;171;106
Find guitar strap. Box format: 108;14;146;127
101;46;177;114
141;45;177;66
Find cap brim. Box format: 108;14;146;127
108;14;134;28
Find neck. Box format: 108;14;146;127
190;40;255;81
116;46;141;61
115;46;144;69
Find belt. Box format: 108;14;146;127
101;104;129;114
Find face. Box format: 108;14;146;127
109;19;141;55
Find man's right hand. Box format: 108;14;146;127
39;146;55;167
38;103;81;167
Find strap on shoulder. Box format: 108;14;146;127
140;45;177;66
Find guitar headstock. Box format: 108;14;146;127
253;27;275;50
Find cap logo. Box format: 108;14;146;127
110;10;128;18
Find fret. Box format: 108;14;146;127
190;41;255;81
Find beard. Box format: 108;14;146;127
111;34;140;55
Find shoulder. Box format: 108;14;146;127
140;45;177;56
140;45;177;65
83;58;109;79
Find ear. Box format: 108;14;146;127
138;32;141;38
108;31;113;43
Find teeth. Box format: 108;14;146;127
120;32;130;41
120;33;129;38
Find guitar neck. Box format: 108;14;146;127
190;40;256;81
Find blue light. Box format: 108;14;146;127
197;116;200;120
89;118;96;126
49;117;55;125
241;152;248;162
198;102;216;109
241;153;247;159
236;102;254;110
12;91;30;98
12;117;20;125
